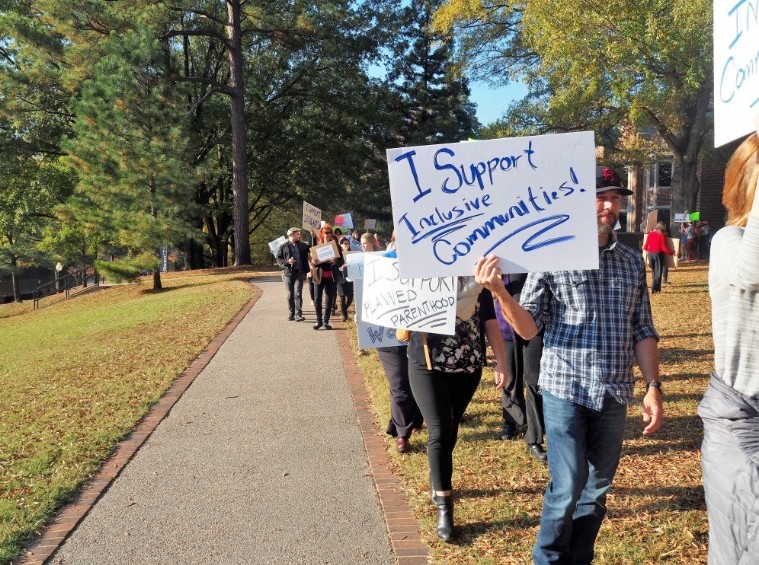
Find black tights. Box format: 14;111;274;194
408;360;481;491
313;279;336;324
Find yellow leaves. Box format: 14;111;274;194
432;0;492;34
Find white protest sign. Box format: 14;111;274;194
354;271;405;349
302;201;321;232
674;213;688;223
346;251;369;281
267;236;287;255
361;254;457;335
713;0;759;147
386;132;597;278
364;218;377;230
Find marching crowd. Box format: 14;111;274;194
274;135;759;564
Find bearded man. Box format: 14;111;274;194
475;165;664;564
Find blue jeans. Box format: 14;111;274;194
533;391;627;565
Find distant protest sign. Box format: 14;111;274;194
364;218;377;230
386;132;597;278
713;0;759;146
334;212;354;229
345;251;376;281
267;236;286;256
360;254;456;335
645;210;659;233
302;201;321;232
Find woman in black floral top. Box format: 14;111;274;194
406;276;507;541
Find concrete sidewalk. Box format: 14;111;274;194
21;276;427;564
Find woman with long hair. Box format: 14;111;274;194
698;132;759;564
310;224;344;330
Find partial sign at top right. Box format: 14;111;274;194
713;0;759;147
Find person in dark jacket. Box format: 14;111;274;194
310;224;344;330
495;273;547;463
276;227;310;322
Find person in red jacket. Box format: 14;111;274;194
643;221;676;293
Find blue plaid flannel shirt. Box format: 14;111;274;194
520;239;658;411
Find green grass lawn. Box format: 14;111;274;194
0;268;261;563
354;262;712;564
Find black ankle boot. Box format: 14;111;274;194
435;495;454;541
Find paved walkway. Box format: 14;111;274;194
20;276;428;565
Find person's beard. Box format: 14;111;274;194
597;212;617;235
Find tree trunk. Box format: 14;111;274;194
184;237;205;270
153;269;163;291
10;256;21;302
226;0;251;266
665;82;711;235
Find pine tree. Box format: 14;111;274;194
388;0;479;147
64;26;197;291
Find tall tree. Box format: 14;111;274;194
389;0;479;147
433;0;713;224
65;27;197;291
0;140;71;301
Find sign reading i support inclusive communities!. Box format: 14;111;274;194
713;0;759;147
360;254;457;335
386;131;597;278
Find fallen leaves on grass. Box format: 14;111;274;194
355;262;712;564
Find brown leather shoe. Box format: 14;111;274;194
396;437;409;453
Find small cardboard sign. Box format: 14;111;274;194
360;254;457;335
303;201;322;232
645;210;659;233
310;240;339;264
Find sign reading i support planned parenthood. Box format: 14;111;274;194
713;0;759;147
353;260;406;349
361;254;457;335
386;132;597;278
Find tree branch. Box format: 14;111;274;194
167;6;229;28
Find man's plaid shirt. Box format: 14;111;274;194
520;239;659;411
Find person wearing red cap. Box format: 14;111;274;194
475;165;664;564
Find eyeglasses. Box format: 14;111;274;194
324;231;333;235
